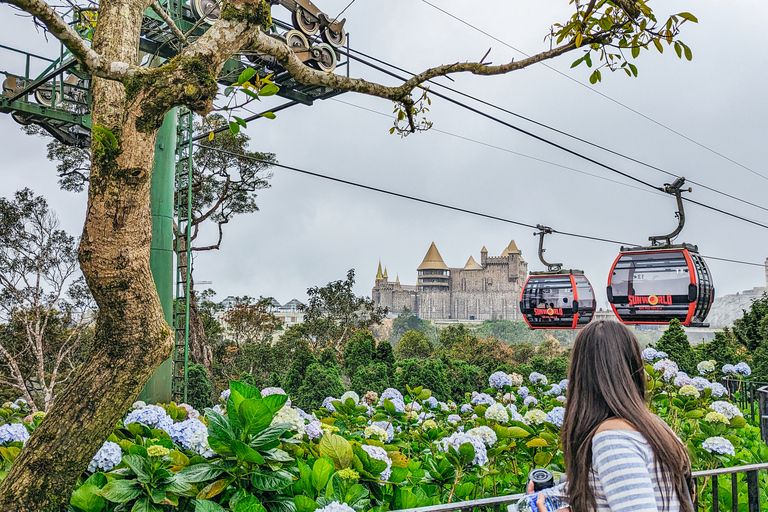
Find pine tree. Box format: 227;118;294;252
186;363;213;412
374;340;396;369
394;330;434;360
343;330;375;377
350;363;391;395
294;363;345;410
656;319;695;373
283;341;318;397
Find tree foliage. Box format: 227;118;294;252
185;362;213;411
294;363;345;411
394;330;434;360
656;319;695;374
393;358;450;401
343;330;375;377
350;363;391;396
389;309;435;344
221;296;282;346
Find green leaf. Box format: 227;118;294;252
262;112;277;120
178;463;226;483
382;399;396;416
684;410;704;419
239;398;273;435
250;468;294;491
311;457;334;491
730;416;747;428
130;497;163;512
293;495;318;512
249;424;291;450
231;439;266;464
508;427;531;439
319;433;354;469
205;409;234;442
229;121;240;135
238;68;257;85
458;443;475;465
574;31;583;47
589;69;601;84
262;394;288;414
233;116;247;128
122;454;151;483
98;479;142;503
683;44;692;61
454;482;474;499
653;38;664;53
259;83;280;96
235;495;268;512
631;45;640;59
194;499;227;512
70;483;106;512
678;12;698;22
534;451;553;466
197;479;230;500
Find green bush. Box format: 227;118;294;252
283;341;318;397
530;356;569;382
394;330;434;360
319;347;339;368
656;319;695;374
695;329;741;379
294;363;345;410
350;363;391;395
393;358;450;401
343;330;375;377
374;340;396;368
186;363;213;411
443;358;484;403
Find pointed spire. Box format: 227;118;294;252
417;242;449;270
463;255;483;270
383;267;388;279
396;274;400;283
481;246;488;253
376;261;383;280
500;240;521;257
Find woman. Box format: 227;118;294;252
530;320;694;512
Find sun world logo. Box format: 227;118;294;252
534;307;563;316
628;294;672;307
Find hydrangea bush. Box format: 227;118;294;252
1;359;764;512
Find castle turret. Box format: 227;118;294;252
481;246;488;266
376;261;384;281
500;240;520;257
383;267;388;280
463;255;483;270
418;242;450;291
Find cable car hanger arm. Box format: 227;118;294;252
535;225;563;272
649;177;691;246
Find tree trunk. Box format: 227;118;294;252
0;2;173;509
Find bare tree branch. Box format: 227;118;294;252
150;0;187;44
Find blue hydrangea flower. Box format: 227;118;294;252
518;386;529;399
424;396;439;409
306;420;323;440
529;372;548;385
558;379;569;391
360;444;392;481
722;364;736;375
370;420;394;443
9;398;28;411
488;371;513;389
436;432;488;466
470;393;495;406
641;348;659;361
379;388;404;405
556;395;567;403
87;441;122;472
709;383;727;398
544;384;562;396
295;407;316;422
523;396;538;407
220;389;231;401
460;403;473;414
0;423;30;444
702;436;735;456
322;397;338;412
674;372;692;387
652;359;679;381
735;362;751;377
545;406;566;428
691;377;710;391
124;404;173;431
168;418;213;457
316;501;356;512
656;351;668;358
447;414;461;424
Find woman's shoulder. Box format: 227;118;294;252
595;418;637;433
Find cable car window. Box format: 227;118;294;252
611;252;691;298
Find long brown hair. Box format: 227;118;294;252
561;320;692;512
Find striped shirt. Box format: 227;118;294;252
590;429;680;511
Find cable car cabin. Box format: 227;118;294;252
607;245;714;326
520;273;596;329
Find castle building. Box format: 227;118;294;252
372;240;528;321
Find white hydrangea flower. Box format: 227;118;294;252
271;406;306;436
704;412;730;425
697;360;715;375
466;426;497;446
678;385;700;398
488;371;514;389
370;421;394;443
87;441;122;472
360;444;392;481
523;409;547;425
306;420;323;440
484;403;509;423
529;372;548;385
340;391;360;405
435;432;488;466
316;501;356;512
364;425;388;442
509;373;524;387
447;414;462;424
710;401;742;420
702;436;735;456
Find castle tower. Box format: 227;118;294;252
375;261;384;283
417;242;450;291
500;239;520;257
383;267;388;280
463;255;483;270
480;246;488;266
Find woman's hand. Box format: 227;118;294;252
526;481;548;512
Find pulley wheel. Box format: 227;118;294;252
3;76;21;96
310;43;336;73
34;86;59;107
321;25;346;47
285;29;310;50
191;0;221;24
292;7;319;36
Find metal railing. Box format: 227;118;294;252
396;463;768;512
723;378;768;424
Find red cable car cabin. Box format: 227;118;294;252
520;273;596;329
606;245;714;326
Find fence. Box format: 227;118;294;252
723;378;768;443
397;463;768;512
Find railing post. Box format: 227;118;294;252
712;475;719;512
758;386;768;445
746;470;760;512
731;473;738;512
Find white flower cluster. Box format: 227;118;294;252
722;364;736;375
488;371;514;389
379;388;405;412
87;440;122;472
124;404;173;431
370;421;394;443
436;432;488;466
523;396;538;407
447;414;462;424
502;392;516;404
424;396;439;409
9;398;27;411
674;373;693;387
316;501;356;512
340;391;360;405
704;412;730;425
220;389;231;401
272;406;306;437
734;362;751;377
523;409;547;425
558;379;569;391
709;401;743;420
678;385;700;398
177;403;200;420
509;373;524;387
702;436;735;456
507;404;524;423
529;372;548;385
360;444;392;481
697;360;715;375
544;384;562;396
460;404;473;414
484;403;508;423
364;424;388;442
518;387;530;399
466;426;497;446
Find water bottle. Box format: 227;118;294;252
510;469;566;512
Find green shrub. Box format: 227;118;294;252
374;340;395;368
283;341;318;397
343;330;375;377
394;330;434;360
186;363;213;411
530;356;569;382
695;329;741;379
319;347;339;369
350;363;391;395
294;363;345;410
393;358;450;401
444;358;484;403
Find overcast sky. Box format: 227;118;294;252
1;0;767;311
